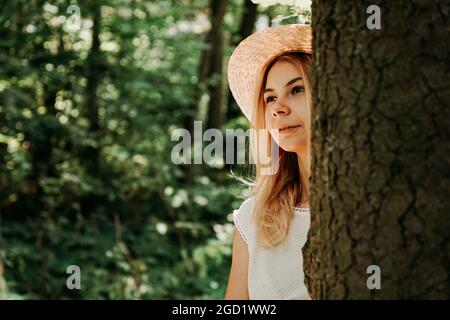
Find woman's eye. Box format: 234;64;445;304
292;86;305;94
265;96;276;104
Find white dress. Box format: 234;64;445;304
232;197;311;300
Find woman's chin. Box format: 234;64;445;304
279;145;301;154
278;139;307;154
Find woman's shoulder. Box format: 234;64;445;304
234;196;256;213
233;196;257;222
232;196;256;244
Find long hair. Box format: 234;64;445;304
248;52;312;248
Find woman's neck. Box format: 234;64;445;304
297;153;310;188
296;152;311;206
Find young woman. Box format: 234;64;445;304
225;24;313;300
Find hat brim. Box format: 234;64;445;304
228;24;312;122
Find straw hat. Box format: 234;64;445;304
228;24;312;122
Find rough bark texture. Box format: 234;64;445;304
206;0;229;129
303;1;450;299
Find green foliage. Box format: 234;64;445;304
0;0;287;299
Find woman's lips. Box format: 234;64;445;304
278;125;302;133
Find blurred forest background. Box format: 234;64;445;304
0;0;309;299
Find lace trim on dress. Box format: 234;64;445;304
293;207;310;214
233;210;248;244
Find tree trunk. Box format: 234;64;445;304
80;4;104;215
85;3;102;175
183;0;229;134
304;1;450;299
206;0;229;130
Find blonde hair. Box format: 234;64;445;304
248;52;312;248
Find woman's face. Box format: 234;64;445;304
263;60;309;155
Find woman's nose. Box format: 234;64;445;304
271;100;290;118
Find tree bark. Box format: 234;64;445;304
80;3;105;215
205;0;229;130
85;3;102;175
184;0;229;134
304;1;450;299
